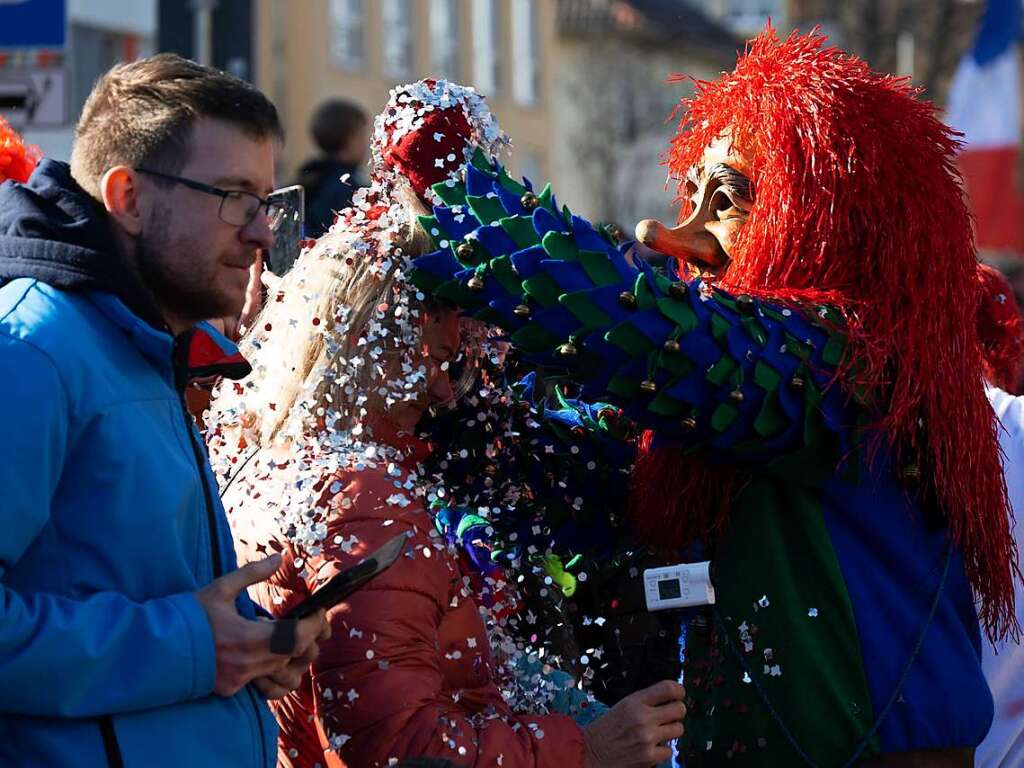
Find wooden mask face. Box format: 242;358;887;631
636;135;754;272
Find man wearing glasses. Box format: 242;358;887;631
0;54;327;767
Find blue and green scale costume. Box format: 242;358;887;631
409;151;992;765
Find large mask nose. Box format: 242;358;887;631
636;178;729;268
636;167;752;270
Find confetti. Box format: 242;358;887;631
201;78;639;755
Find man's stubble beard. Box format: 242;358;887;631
134;206;240;330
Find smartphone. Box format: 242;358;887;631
282;532;410;620
266;184;305;276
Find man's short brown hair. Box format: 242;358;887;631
70;53;283;199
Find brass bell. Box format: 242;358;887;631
669;282;688;299
790;375;805;390
557;341;578;356
639;379;658;393
729;389;744;403
736;294;755;313
521;192;540;211
680;416;698;431
663;339;681;353
467;274;485;292
456;241;475;261
514;304;531;317
618;291;638;310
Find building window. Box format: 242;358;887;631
511;0;538;106
329;0;365;71
430;0;460;80
382;0;413;79
472;0;501;96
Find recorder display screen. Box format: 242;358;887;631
658;578;682;600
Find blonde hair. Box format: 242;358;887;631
209;216;433;448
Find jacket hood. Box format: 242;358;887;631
0;158;166;329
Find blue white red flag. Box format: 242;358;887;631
946;0;1023;253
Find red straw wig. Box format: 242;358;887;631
0;116;41;184
647;27;1015;638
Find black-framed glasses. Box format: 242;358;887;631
135;167;288;230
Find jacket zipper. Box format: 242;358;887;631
173;336;266;767
178;393;223;578
246;685;270;766
178;393;267;767
173;333;223;579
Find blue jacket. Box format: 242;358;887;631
0;160;277;766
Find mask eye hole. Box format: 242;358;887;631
708;163;755;206
709;185;735;213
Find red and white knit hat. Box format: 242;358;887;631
370;79;508;200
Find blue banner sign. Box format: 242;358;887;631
0;0;67;49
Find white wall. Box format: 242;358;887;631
68;0;157;37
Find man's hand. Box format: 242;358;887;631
253;618;332;699
236;253;265;337
583;680;686;768
220;253;267;342
196;555;328;697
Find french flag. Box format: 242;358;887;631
946;0;1023;254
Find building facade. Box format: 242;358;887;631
254;0;738;223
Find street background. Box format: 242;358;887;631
2;0;1021;273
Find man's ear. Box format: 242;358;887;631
99;166;144;237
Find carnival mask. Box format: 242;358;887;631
636;136;754;272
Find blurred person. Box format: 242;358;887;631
0;54;327;767
296;98;369;238
977;263;1024;395
207;80;686;768
975;263;1024;767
